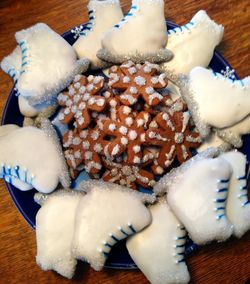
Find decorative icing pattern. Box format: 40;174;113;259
146;111;201;172
108;61;168;106
102;105;151;164
72;186;152;271
102;157;156;189
58;74;106;129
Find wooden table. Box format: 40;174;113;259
0;0;249;283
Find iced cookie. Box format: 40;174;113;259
35;190;84;279
127;200;190;284
102;157;156;189
5;23;89;106
97;0;173;64
145;111;201;171
220;151;250;238
72;183;153;271
63;126;106;175
73;0;124;69
58;74;106;129
0;120;70;193
181;67;250;138
154;149;233;244
162;10;224;75
102;106;151;164
108;61;168;106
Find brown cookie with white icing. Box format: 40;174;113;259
63;126;107;175
108;61;168;106
58;74;106;129
102;157;156;190
145;111;202;174
102;106;151;164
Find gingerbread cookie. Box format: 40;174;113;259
102;105;151;164
58;74;106;129
108;61;168;106
63;125;106;175
146;111;201;173
102;158;156;189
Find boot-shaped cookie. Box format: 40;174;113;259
0;119;70;193
35;190;84;279
154;150;233;245
72;181;154;271
3;23;90;106
127;199;190;284
161;10;224;75
73;0;123;69
220;151;250;238
97;0;173;64
181;67;250;138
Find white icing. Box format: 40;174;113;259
0;125;69;193
119;126;128;135
133;145;141;154
128;130;138;140
109;123;116;132
188;67;250;131
112;144;120;155
162;10;224;74
100;0;167;58
72;186;152;271
220;151;250;238
36;191;83;279
127;201;190;284
121;137;128;145
125;117;134;126
15;23;88;105
73;0;123;68
167;157;233;244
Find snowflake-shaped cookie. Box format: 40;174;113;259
63;126;107;174
146;111;202;173
58;74;106;129
102;106;151;164
102;158;156;189
108;61;168;106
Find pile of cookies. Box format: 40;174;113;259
59;61;201;189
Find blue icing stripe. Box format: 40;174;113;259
216;198;227;203
128;224;136;233
216;214;225;220
218;188;228;193
119;227;129;237
220;179;230;183
238;175;246;180
111;234;119;242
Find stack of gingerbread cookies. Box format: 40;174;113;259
59;61;201;189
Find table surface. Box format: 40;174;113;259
0;0;249;283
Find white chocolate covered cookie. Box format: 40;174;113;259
0;120;70;193
6;23;89;106
127;200;190;284
72;183;153;271
220;151;250;238
181;67;250;138
97;0;173;64
73;0;124;69
154;150;233;245
35;190;84;279
162;10;224;75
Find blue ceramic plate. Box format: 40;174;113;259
1;22;250;269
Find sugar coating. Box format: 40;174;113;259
72;186;152;271
127;201;190;284
166;156;233;244
36;190;83;279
